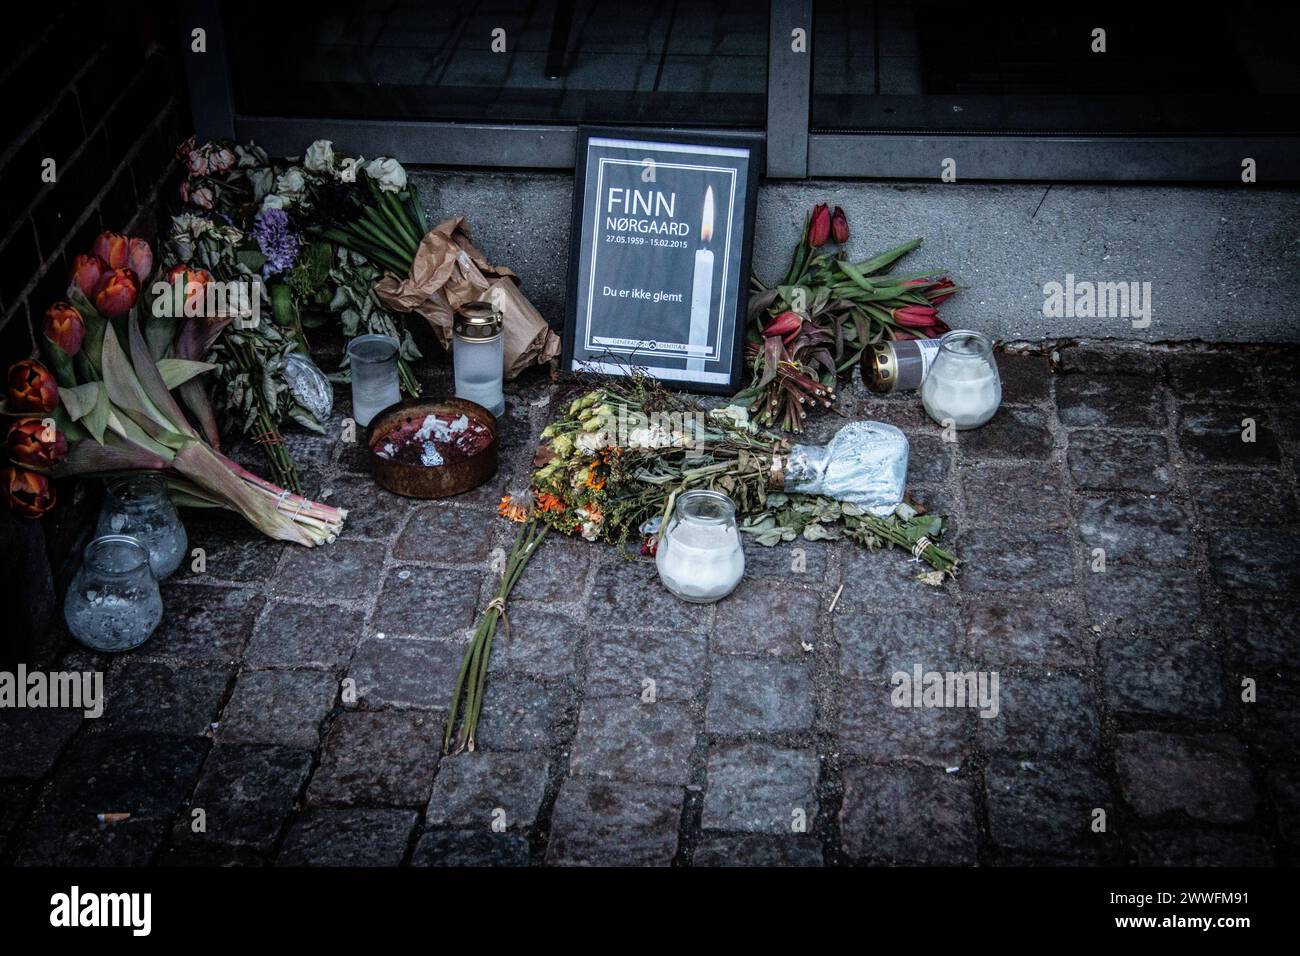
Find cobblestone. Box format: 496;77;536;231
217;669;338;747
425;751;549;829
278;808;418;866
984;758;1113;856
1055;374;1167;430
569;698;695;784
8;341;1298;866
701;742;819;834
1067;430;1172;493
171;743;313;858
1115;732;1257;824
840;765;978;864
706;657;815;735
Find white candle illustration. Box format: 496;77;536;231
686;186;714;372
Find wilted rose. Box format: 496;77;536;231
92;231;130;270
190;185;215;209
127;238;153;282
831;206;850;244
94;268;140;317
7;359;59;412
69;254;107;299
275;168;307;197
186;147;209;177
2;465;56;518
208;144;237;173
303;139;335;172
42;303;85;356
807;203;830;248
7;417;68;468
366;157;407;192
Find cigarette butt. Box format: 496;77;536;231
828;584;844;614
97;812;131;824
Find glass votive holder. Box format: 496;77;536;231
347;334;402;427
920;329;1002;430
95;474;187;580
655;489;745;603
64;535;164;653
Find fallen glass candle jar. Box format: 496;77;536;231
367;398;498;498
772;420;909;517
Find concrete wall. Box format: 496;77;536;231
410;169;1300;343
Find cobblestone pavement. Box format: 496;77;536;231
3;342;1299;866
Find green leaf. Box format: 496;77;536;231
83;384;112;444
57;382;100;421
854;237;922;276
100;320;185;446
156;358;217;389
127;311;197;440
803;523;840;541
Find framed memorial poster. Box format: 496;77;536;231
563;127;763;394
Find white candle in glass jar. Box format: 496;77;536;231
920;330;1002;429
655;489;744;603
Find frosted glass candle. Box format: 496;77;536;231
920;330;1002;429
655;490;744;603
348;334;402;427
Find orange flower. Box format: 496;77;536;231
583;471;605;491
69;254;107;299
536;492;567;513
7;417;68;468
93;230;130;270
498;495;529;523
94;267;140;317
3;465;56;518
7;360;59;412
42;302;85;356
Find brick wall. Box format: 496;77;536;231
0;4;189;366
0;5;191;666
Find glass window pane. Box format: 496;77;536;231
812;0;1300;135
224;0;768;128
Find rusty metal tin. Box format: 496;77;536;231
366;397;498;499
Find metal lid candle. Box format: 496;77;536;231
453;302;505;418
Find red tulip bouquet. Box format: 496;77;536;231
740;203;960;431
1;231;346;544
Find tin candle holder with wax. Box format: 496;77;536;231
366;398;498;498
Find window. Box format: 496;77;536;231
189;0;1300;180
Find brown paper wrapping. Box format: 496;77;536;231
373;216;561;379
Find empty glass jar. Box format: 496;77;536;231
920;329;1002;429
64;535;163;652
655;490;745;603
453;302;505;418
347;334;402;427
95;474;187;579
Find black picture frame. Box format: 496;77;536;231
562;126;764;395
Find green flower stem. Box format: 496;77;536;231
445;519;549;753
